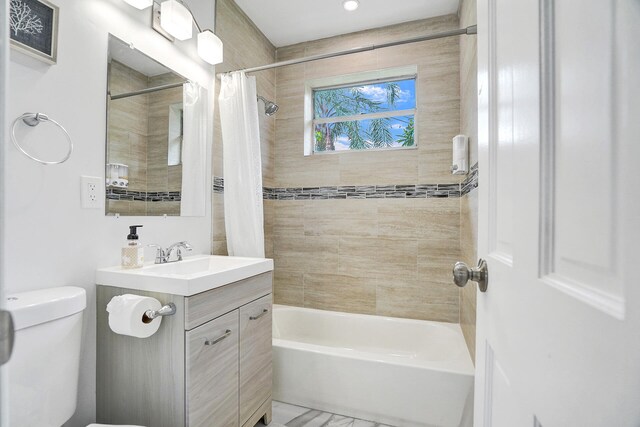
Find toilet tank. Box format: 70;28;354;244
6;286;86;427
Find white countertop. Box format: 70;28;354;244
96;254;274;296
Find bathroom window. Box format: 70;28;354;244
308;70;416;154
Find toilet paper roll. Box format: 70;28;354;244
106;294;162;338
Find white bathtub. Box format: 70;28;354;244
272;305;474;427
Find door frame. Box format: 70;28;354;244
1;0;8;424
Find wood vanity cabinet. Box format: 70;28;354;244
97;272;273;427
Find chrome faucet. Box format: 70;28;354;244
148;241;193;264
166;241;193;262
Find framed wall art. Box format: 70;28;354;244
9;0;59;64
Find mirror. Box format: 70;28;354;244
106;35;207;217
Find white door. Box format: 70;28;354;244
474;0;640;426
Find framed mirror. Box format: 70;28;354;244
106;35;207;217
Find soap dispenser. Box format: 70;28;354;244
122;225;144;269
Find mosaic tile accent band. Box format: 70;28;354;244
213;163;478;201
461;162;478;196
106;188;182;202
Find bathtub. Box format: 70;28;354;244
272;305;474;427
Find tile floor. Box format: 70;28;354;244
255;401;395;427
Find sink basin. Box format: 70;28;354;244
96;255;274;296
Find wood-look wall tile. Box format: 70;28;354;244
417;239;461;284
338;150;419;186
376;283;459;323
146;201;180;216
212;193;226;241
304;273;376;314
304;51;378;80
106;200;131;216
304;199;378;237
413;198;460;240
338;236;418;280
459;0;478;362
212;239;228;256
273;201;305;236
274;234;340;274
372;14;459;45
377;199;419;239
273;268;304;306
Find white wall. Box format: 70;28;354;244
4;1;215;425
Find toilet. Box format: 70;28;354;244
6;286;144;427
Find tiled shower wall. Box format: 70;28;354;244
459;0;478;362
213;5;477;330
270;15;463;322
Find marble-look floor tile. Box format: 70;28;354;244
352;420;378;427
254;401;395;427
287;410;332;427
271;401;311;424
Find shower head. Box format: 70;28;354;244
257;95;279;116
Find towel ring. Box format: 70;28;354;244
10;112;73;165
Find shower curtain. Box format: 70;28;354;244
181;82;207;216
218;72;265;258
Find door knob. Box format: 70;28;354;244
452;259;488;292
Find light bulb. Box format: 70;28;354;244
343;0;359;11
198;30;224;65
160;0;193;41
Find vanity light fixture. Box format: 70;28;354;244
160;0;193;40
123;0;153;9
343;0;359;11
198;30;223;65
122;0;224;65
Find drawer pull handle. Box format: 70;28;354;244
249;309;269;321
204;329;231;346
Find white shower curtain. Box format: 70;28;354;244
181;82;207;216
218;72;265;258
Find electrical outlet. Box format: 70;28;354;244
81;176;103;209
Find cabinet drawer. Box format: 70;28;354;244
239;294;272;425
185;272;272;330
186;310;239;427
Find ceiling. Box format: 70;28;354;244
233;0;461;47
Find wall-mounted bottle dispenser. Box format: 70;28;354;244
106;163;129;188
451;134;469;175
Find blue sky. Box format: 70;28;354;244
355;79;416;111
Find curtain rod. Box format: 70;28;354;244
218;25;477;77
109;81;188;101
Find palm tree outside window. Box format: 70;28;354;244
312;76;416;153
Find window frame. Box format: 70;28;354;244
304;66;419;156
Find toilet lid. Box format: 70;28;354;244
87;424;146;427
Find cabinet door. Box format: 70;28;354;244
239;294;272;425
186;310;239;427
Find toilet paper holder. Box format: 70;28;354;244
144;302;177;320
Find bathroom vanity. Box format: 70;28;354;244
96;256;274;427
